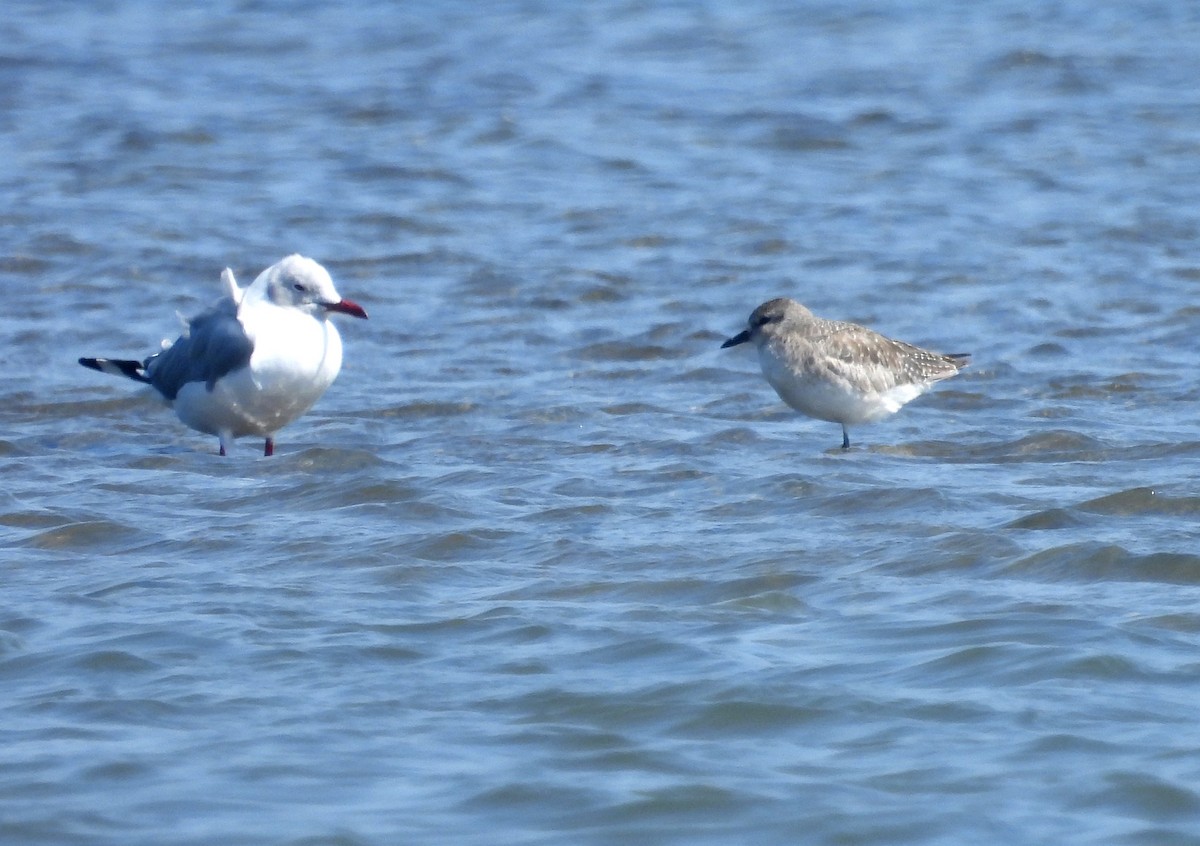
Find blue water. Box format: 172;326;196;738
3;1;1200;844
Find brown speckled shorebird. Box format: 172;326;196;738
722;297;969;449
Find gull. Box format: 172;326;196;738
80;254;368;456
721;297;968;449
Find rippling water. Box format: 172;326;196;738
4;1;1200;844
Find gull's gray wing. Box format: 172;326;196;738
145;297;254;400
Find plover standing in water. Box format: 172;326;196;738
721;297;969;449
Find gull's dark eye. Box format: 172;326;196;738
292;282;305;292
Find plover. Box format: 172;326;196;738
721;297;968;449
80;254;368;456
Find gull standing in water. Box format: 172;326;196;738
80;254;368;456
721;297;968;449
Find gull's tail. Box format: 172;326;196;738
79;357;152;384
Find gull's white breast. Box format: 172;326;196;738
172;305;343;438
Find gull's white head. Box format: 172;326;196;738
248;254;368;320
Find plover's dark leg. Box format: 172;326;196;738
841;425;850;450
264;437;274;457
219;443;227;457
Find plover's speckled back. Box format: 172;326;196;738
721;297;969;449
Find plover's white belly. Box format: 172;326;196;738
759;345;928;425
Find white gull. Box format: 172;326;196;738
80;254;368;456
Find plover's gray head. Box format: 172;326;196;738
252;254;368;319
721;297;811;348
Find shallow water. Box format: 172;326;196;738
3;1;1200;844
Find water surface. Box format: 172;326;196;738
3;2;1200;844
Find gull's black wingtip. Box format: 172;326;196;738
79;357;152;383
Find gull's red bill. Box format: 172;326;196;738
326;298;368;319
